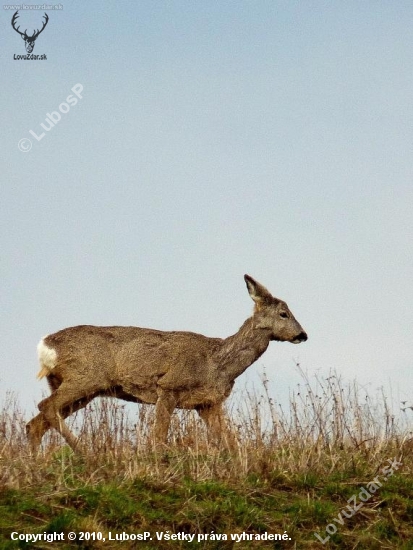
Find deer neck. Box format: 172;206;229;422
217;317;271;382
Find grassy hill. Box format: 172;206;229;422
1;369;412;549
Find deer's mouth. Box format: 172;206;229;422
291;331;308;344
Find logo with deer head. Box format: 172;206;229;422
11;11;49;53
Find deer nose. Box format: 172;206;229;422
296;331;307;342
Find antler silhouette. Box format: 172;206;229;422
11;12;25;38
11;11;49;53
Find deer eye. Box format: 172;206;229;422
280;312;289;319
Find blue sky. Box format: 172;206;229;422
1;1;412;416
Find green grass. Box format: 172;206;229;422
1;369;412;549
1;450;412;549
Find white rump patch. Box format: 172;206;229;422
37;338;57;371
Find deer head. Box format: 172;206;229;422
11;11;49;53
245;274;308;343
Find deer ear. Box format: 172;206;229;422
244;275;273;304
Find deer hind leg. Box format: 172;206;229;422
26;413;50;453
26;373;64;452
37;382;102;452
153;389;177;447
26;395;95;453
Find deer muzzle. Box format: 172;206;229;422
292;331;308;344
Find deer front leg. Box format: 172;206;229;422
197;404;224;446
153;390;177;447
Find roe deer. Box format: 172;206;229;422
27;275;307;452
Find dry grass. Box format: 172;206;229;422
1;365;412;548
